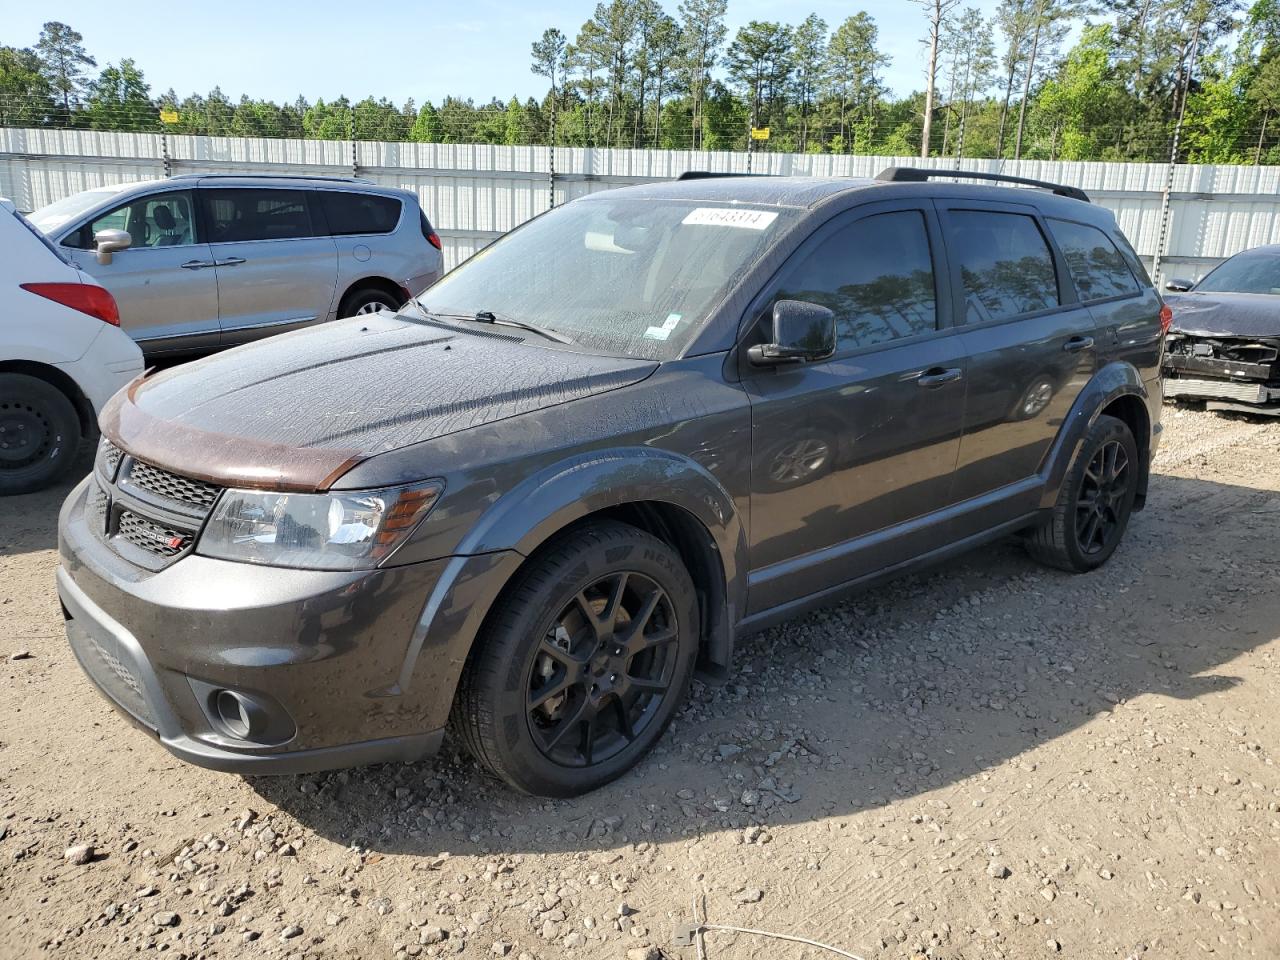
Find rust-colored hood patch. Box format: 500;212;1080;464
100;314;656;491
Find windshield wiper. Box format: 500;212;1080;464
464;309;574;344
398;301;573;345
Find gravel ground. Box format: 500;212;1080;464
2;405;1279;960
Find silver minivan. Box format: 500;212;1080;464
28;175;444;357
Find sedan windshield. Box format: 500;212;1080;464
416;197;796;359
1195;252;1280;295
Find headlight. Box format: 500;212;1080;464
197;483;442;570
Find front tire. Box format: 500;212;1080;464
453;520;699;797
0;374;82;496
1026;414;1139;572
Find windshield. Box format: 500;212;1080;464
1195;252;1280;295
27;188;125;235
416;197;796;359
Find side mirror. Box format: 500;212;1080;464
748;299;836;366
94;228;132;265
1164;278;1193;293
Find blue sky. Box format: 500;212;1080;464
5;0;1003;105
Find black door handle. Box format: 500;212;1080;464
1064;335;1095;353
917;367;963;387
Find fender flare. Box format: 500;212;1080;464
1039;361;1152;509
442;447;747;665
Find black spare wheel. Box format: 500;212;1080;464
453;520;699;796
0;374;82;495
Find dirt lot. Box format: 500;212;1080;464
2;406;1279;960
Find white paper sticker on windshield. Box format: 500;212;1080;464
682;207;778;230
643;313;682;341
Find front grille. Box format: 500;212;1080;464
126;460;221;509
117;511;193;558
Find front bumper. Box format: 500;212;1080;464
56;475;507;774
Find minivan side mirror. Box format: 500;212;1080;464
748;299;836;366
94;228;132;265
1164;278;1194;293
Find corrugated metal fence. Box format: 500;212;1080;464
6;126;1280;283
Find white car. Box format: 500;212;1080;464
2;198;144;494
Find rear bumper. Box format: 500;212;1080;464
58;326;145;413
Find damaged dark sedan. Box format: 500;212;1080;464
1163;245;1280;415
57;171;1164;797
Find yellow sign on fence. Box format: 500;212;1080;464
750;126;770;141
159;108;179;125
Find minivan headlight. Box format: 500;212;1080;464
197;483;442;570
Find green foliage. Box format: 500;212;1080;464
8;4;1280;166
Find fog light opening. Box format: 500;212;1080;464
215;689;256;740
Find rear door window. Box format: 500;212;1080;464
767;209;939;353
319;191;402;235
1047;219;1140;301
202;189;316;243
944;210;1060;322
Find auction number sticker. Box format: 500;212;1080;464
644;312;683;341
682;207;778;230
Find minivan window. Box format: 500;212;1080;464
769;210;938;352
65;190;198;249
202;189;315;243
946;210;1060;322
320;191;401;235
1048;219;1140;301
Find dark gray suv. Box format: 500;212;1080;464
57;169;1166;796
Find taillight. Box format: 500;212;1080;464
426;231;442;251
1159;303;1173;334
20;282;120;326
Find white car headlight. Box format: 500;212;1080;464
197;483;442;570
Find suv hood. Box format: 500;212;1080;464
1166;291;1280;338
101;314;657;491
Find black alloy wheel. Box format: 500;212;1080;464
1075;437;1130;556
1025;413;1139;573
527;571;679;768
453;520;698;796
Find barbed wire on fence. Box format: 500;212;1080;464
9;93;1280;165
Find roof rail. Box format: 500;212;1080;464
676;171;771;180
170;172;374;184
875;167;1090;203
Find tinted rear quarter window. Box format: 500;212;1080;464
203;189;315;242
945;210;1060;322
772;210;938;352
1047;218;1140;301
320;191;402;235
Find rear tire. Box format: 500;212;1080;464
0;374;82;496
338;286;402;319
1026;414;1139;572
452;520;699;797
